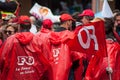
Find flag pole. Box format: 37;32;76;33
107;55;112;80
101;0;113;79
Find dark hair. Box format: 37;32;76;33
84;16;94;21
72;12;80;22
104;18;114;38
114;12;120;21
59;11;69;15
34;19;42;28
113;9;120;14
5;23;18;32
20;23;31;32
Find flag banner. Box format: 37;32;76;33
95;0;113;18
101;0;113;18
68;20;107;57
29;3;60;23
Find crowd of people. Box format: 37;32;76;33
0;0;120;80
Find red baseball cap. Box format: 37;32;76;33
18;15;31;25
79;9;94;17
42;19;53;29
60;13;75;22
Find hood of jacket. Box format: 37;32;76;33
15;32;34;45
49;30;75;45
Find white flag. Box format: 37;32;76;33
101;0;113;18
29;3;60;23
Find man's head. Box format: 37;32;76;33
60;13;74;30
113;9;120;17
79;9;94;25
114;12;120;26
18;15;31;32
104;18;114;35
34;19;42;32
42;19;53;30
114;12;120;36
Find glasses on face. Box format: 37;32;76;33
4;30;14;35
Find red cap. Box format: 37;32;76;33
79;9;94;17
18;15;31;24
60;13;75;22
42;19;53;29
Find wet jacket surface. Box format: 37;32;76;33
0;32;50;80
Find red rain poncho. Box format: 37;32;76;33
84;39;120;80
35;30;81;80
0;32;50;80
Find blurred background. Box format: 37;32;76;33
19;0;119;15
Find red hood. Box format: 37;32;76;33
49;30;75;45
15;32;34;45
40;27;51;33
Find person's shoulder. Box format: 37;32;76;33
106;38;120;49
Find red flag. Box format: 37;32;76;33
68;20;107;57
84;39;120;80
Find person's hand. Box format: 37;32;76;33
106;67;113;74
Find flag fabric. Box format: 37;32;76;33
101;0;113;18
84;39;120;80
95;0;113;18
29;3;60;23
68;20;107;57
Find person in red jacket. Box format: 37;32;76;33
18;15;31;32
113;12;120;43
36;30;80;80
0;32;51;80
73;9;95;80
78;9;94;25
54;13;75;32
39;19;53;33
34;14;81;80
84;18;120;80
35;19;53;43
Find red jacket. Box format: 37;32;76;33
36;30;80;80
35;27;52;40
0;39;2;47
84;39;120;80
113;31;120;43
0;32;50;80
74;53;86;80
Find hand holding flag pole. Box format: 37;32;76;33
101;0;113;80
